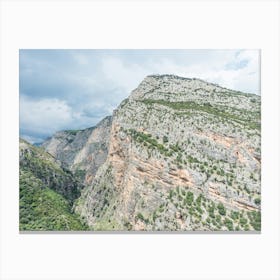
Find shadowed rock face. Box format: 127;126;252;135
41;116;112;185
75;75;261;231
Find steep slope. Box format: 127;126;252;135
75;75;261;231
41;116;112;185
19;139;88;230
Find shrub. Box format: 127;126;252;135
254;198;261;205
189;207;195;215
224;218;234;231
248;211;261;231
208;205;215;219
244;224;250;231
152;212;158;222
196;194;202;205
168;190;174;199
244;186;251;194
196;206;203;214
186;191;194;206
217;202;226;216
136;212;145;221
230;211;239;220
240;217;248;226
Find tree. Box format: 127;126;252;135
254;198;261;205
186;191;194;206
217;202;226;216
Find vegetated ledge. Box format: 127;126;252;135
140;99;261;130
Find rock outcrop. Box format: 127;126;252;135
75;75;261;231
42;116;112;185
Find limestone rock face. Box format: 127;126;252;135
75;75;261;231
42;116;112;185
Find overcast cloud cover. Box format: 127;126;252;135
19;49;260;143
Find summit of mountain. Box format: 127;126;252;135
70;75;261;231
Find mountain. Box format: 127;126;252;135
41;116;112;185
19;138;88;230
73;75;261;231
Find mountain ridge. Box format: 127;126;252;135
146;74;257;95
74;75;260;231
129;75;258;102
26;75;261;231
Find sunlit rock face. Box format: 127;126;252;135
51;75;261;231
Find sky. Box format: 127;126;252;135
19;49;260;143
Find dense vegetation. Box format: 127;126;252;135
19;139;87;231
141;99;260;130
20;143;83;203
20;170;88;231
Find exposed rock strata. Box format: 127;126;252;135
75;75;261;231
42;116;112;185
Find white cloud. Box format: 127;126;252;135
99;50;260;95
101;56;149;93
152;50;259;94
20;49;260;142
72;53;89;65
20;96;73;136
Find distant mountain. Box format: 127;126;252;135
19;138;88;231
41;116;112;185
33;142;43;147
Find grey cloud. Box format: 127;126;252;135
20;49;260;143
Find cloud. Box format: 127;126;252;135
19;49;260;143
99;50;259;95
20;134;47;144
20;95;73;137
101;56;148;93
72;53;89;65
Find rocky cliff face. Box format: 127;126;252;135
42;116;112;185
75;75;261;231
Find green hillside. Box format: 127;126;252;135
19;139;88;231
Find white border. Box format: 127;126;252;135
1;1;280;280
